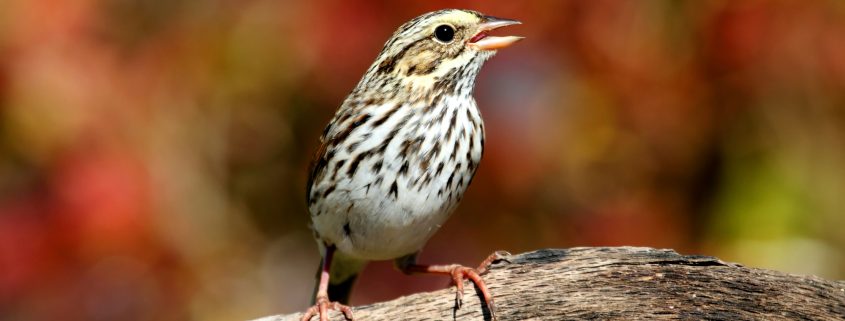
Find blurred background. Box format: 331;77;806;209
1;0;844;320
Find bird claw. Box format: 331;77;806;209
396;251;509;320
300;296;354;321
476;250;512;275
446;265;497;320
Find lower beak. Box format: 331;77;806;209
468;16;524;51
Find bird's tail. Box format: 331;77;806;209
312;251;368;305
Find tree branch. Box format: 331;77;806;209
255;247;845;321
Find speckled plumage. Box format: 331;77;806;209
301;9;522;321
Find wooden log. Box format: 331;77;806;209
254;247;845;321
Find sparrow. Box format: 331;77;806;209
302;9;522;321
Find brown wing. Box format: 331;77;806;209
305;136;330;208
305;108;372;209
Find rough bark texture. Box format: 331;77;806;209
255;247;845;321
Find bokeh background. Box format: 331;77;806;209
1;0;844;320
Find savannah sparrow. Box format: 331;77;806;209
303;9;522;321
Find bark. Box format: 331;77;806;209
254;247;845;321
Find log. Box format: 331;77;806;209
254;247;845;321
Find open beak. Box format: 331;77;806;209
468;16;524;51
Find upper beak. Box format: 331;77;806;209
468;16;524;51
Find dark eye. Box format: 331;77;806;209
434;24;455;43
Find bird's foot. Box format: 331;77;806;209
447;265;487;309
429;263;499;320
476;250;512;275
300;296;353;321
396;251;510;320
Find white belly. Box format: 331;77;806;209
308;99;484;261
311;178;462;260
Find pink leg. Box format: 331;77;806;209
300;246;354;321
476;251;511;274
398;251;510;320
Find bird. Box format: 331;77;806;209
302;9;522;321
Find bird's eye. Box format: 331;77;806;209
434;25;455;43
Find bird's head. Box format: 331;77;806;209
356;9;522;99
